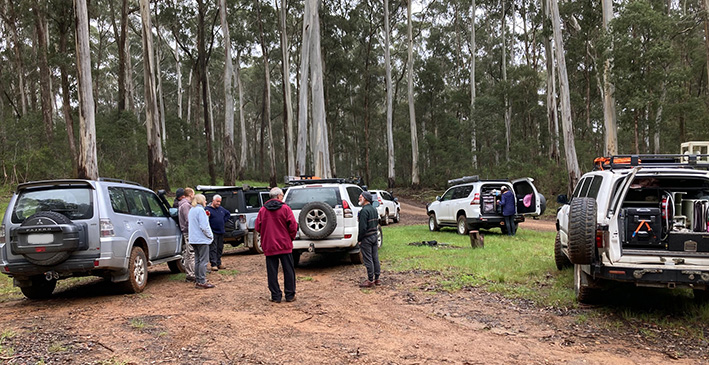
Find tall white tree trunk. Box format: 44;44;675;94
175;41;182;120
297;0;314;175
207;75;215;142
407;0;419;186
236;52;248;179
385;0;395;187
126;34;136;115
187;68;193;125
470;0;477;170
74;0;98;179
602;0;618;155
279;0;296;177
309;0;331;178
221;0;237;184
550;0;581;191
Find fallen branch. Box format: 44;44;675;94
295;316;314;324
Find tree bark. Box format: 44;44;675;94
74;0;98;180
256;0;278;186
6;0;27;116
502;0;511;162
550;0;581;192
154;6;167;143
297;0;313;175
34;1;53;142
236;51;248;180
309;0;331;178
470;0;477;170
385;0;395;187
407;0;419;187
543;0;560;164
175;41;183;120
279;0;296;177
220;0;237;185
197;0;216;184
58;16;78;176
602;0;618;155
140;0;168;190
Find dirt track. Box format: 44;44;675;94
0;204;702;364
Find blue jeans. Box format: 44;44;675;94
504;215;516;236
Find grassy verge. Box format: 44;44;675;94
380;224;573;306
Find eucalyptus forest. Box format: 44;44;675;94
1;0;709;196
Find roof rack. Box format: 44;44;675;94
593;154;709;171
284;175;363;186
98;177;142;186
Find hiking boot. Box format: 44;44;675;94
269;298;281;303
218;264;226;270
286;296;296;302
359;280;375;288
195;282;215;289
210;266;219;271
374;279;382;286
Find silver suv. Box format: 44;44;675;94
0;179;183;299
555;155;709;303
283;177;381;265
427;176;546;235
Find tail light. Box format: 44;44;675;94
596;227;608;248
0;224;5;244
471;193;480;205
100;218;115;237
343;200;353;218
378;196;383;205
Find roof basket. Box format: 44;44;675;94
447;176;479;186
593;154;709;171
284;175;363;186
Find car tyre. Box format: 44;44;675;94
249;232;263;254
299;202;338;239
393;209;400;223
568;197;597;265
168;258;185;274
457;215;469;235
428;213;440;231
377;225;383;248
554;231;572;270
381;209;389;226
20;276;57;300
19;211;77;266
119;246;148;294
574;264;601;304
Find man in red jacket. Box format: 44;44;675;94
255;187;299;303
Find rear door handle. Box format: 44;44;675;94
136;221;144;225
157;221;163;227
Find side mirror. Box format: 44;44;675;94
436;196;441;201
394;197;398;203
361;185;369;191
557;194;569;205
169;207;178;218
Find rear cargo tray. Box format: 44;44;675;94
668;233;709;253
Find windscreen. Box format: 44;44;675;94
285;188;340;210
12;187;93;223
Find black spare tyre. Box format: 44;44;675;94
298;201;337;239
13;211;83;266
568;197;597;265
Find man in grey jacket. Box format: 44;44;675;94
178;188;196;282
358;191;381;288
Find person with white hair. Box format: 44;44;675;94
188;194;216;289
206;194;230;271
254;187;298;303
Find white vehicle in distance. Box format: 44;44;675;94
369;190;400;225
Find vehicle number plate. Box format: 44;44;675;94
27;233;54;245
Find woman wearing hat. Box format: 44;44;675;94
499;186;517;236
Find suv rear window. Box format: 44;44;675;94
286;187;341;210
12;187;93;223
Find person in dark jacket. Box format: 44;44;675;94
358;191;381;288
254;187;299;303
499;186;517;236
206;194;231;271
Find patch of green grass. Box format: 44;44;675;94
129;318;147;330
94;357;129;365
0;328;16;356
48;342;69;353
218;269;239;276
297;276;314;282
381;225;568;306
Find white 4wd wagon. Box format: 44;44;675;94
556;155;709;303
427;176;546;235
283;178;382;265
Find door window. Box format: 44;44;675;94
441;188;456;201
125;189;151;217
144;191;168;217
346;186;364;207
586;176;604;199
108;187;130;214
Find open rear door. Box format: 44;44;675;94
511;178;542;215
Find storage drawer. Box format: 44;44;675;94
668;233;709;253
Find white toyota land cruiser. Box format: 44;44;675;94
556;155;709;303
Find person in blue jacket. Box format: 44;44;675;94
188;194;215;289
499;186;517;236
206;194;231;271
